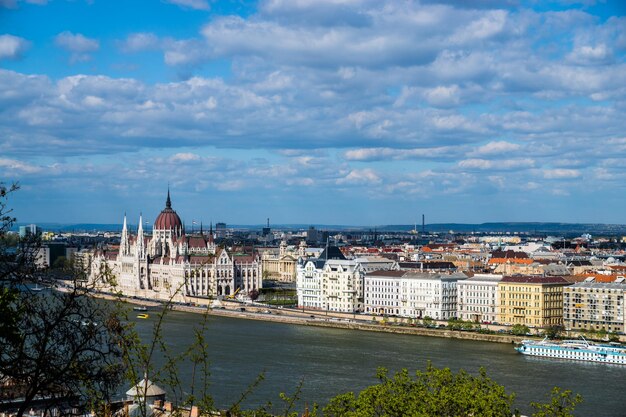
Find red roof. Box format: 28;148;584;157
154;190;183;230
501;275;568;284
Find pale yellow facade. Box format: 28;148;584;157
498;277;568;328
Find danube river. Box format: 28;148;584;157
132;310;625;416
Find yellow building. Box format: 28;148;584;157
498;276;569;328
260;240;304;282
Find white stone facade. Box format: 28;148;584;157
456;274;502;323
296;248;398;313
90;192;262;302
364;271;467;320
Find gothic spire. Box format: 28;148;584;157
166;187;172;209
137;213;145;257
120;213;129;256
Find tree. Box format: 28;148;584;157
543;325;564;339
422;316;434;327
323;365;518;417
0;183;128;417
531;387;582;417
511;324;530;336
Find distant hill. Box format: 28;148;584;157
378;222;626;235
13;221;626;236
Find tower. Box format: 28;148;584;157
120;213;130;256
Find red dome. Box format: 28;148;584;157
154;190;183;231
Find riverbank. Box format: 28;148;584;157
86;289;526;344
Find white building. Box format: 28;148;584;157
90;190;262;302
296;248;397;313
456;274;502;323
364;271;467;320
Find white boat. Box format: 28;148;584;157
31;283;45;292
515;336;626;365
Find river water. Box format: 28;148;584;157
131;310;626;416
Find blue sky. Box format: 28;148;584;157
1;0;626;226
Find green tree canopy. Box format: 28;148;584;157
323;365;517;417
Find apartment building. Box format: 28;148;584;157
296;247;397;313
456;274;502;323
563;280;626;333
498;276;569;327
364;271;467;320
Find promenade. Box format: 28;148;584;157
91;289;527;344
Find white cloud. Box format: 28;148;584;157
568;44;613;65
336;168;381;185
344;146;460;161
171;152;202;162
0;34;30;60
55;31;99;63
542;169;581;179
164;0;210;11
458;158;535;170
468;141;521;157
120;33;159;53
0;158;42;174
55;31;99;53
424;85;460;107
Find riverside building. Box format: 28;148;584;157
497;275;569;327
363;271;467;320
563;279;626;334
90;190;262;302
456;274;502;323
296;247;398;313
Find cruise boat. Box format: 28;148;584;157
515;337;626;365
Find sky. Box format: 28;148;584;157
1;0;626;227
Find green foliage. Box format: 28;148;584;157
511;324;530;336
0;182;127;417
323;365;517;417
422;316;434;327
531;387;583;417
543;325;565;339
447;318;477;331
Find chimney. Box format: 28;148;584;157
164;402;173;412
154;400;163;409
191;406;199;417
123;403;129;417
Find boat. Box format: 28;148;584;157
31;283;45;292
133;306;148;312
515;336;626;365
136;313;149;319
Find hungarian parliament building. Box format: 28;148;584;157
88;190;262;301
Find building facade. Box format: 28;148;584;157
563;280;626;334
456;274;502;323
363;271;467;320
90;191;262;302
296;248;398;313
498;276;569;328
260;240;304;282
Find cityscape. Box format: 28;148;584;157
2;0;626;416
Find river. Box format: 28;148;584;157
131;309;626;416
